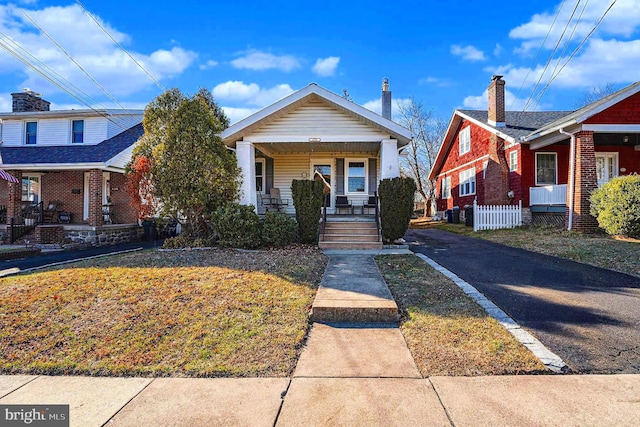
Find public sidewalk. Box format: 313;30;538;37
1;248;639;426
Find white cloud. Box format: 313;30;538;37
222;107;260;125
213;80;295;107
450;44;487;61
312;56;340;77
462;89;536;111
0;4;197;98
363;97;412;120
494;43;503;56
199;60;219;70
230;50;301;72
0;93;12;111
419;76;453;87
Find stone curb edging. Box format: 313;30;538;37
413;252;569;373
0;247;144;278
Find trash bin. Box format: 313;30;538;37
464;205;474;227
452;206;460;224
142;219;156;241
445;209;452;223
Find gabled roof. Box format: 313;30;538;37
459;110;570;142
0;123;143;170
221;83;412;146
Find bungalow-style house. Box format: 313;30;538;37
429;76;640;231
0;90;143;245
221;80;412;248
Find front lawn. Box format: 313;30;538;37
0;247;327;377
411;219;640;277
376;254;546;376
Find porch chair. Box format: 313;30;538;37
363;195;377;215
259;192;274;212
269;188;289;212
335;196;353;215
43;200;62;223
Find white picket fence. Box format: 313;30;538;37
473;200;522;232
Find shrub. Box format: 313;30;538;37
379;177;417;242
162;234;194;249
590;174;640;238
291;180;325;244
262;212;298;248
210;203;262;248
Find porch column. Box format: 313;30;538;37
88;168;103;226
7;170;22;225
236;141;257;211
567;130;599;231
380;139;399;180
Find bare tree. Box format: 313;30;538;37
397;98;446;217
573;83;617;109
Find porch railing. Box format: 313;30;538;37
373;192;381;242
317;194;328;244
9;202;43;243
530;184;567;206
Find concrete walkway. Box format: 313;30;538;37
1;248;640;426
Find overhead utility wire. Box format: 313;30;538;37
76;0;166;92
509;0;568;110
22;12;138;130
523;0;583;111
0;31;129;131
528;0;617;110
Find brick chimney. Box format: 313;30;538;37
11;89;50;113
381;77;391;120
487;75;505;127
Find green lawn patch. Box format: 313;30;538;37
376;254;546;376
0;247;327;377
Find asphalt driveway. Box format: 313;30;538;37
405;229;640;374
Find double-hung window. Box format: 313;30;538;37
347;161;366;193
25;122;37;145
459;126;470;155
459;168;476;196
255;160;265;192
72;120;84;143
535;153;557;185
22;174;40;203
441;176;451;199
509;151;518;172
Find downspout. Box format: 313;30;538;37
559;128;575;231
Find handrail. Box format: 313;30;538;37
374;191;381;242
317;194;328;244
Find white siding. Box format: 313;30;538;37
247;100;389;141
2;121;23;146
85;117;108;144
107;114;142;138
37;119;68;145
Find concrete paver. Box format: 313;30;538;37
431;374;640;427
107;378;288;427
0;375;37;398
0;376;151;427
294;323;421;378
277;378;450;427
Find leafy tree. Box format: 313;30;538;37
127;88;239;236
397;98;446;216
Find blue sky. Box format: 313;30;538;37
0;0;638;123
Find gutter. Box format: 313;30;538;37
559;128;575;231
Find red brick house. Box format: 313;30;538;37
430;76;640;231
0;90;143;245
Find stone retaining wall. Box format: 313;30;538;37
64;225;143;246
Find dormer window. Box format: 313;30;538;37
25;121;37;145
72;120;84;143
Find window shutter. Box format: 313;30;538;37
368;158;377;195
336;158;344;195
265;158;274;193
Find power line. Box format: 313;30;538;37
76;0;166;92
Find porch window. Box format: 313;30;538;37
441;176;451;199
25;121;37;145
459;167;476;196
509;151;518;172
255;160;264;192
459;126;470;155
535;153;557;185
72;120;84;143
22;175;40;203
347;161;366;193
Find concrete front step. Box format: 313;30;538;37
324;222;377;229
323;227;378;235
310;300;399;323
322;234;380;242
318;241;383;250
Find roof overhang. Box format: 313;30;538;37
255;141;381;157
0;162;123;173
0;109;144;120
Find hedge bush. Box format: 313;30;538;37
590;174;640;238
291;180;325;244
210;203;262;248
379;177;417;242
262;212;298;248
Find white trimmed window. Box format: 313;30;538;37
459;126;471;155
535;152;557;185
72;120;84;143
25;121;37;145
22;174;41;203
255;159;265;192
441;176;451;199
509;151;518;172
346;160;366;193
459;168;476;196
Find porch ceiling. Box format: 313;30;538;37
255;141;380;155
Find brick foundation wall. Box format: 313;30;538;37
33;225;65;244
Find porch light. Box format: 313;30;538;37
623;135;629;143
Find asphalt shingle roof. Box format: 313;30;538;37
458;110;571;141
0;123;143;165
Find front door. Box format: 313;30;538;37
311;160;333;210
595;153;618;186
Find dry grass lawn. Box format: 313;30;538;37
376;254;547;376
0;247;326;377
410;219;640;277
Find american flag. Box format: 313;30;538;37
0;168;19;183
